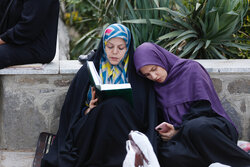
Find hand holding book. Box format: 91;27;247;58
85;87;98;115
87;61;133;106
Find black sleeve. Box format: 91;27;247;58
174;100;218;130
0;0;53;45
157;107;165;124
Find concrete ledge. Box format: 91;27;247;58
1;59;250;75
196;59;250;73
59;59;250;74
0;38;60;75
59;60;82;74
0;59;249;151
0;62;59;75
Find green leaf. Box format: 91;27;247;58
190;51;198;59
167;33;197;47
209;46;227;59
117;1;126;18
179;40;199;57
219;11;238;29
223;42;250;50
206;7;217;31
87;0;101;11
75;28;98;45
153;7;186;17
193;41;205;54
130;26;140;47
213;19;238;39
192;2;205;19
168;34;198;51
122;19;176;29
172;17;194;30
206;12;220;38
205;40;211;49
174;0;190;15
158;30;185;41
198;17;207;37
153;0;159;7
124;0;137;19
216;47;239;58
177;30;198;38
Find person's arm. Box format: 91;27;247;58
156;100;215;141
0;0;54;45
182;100;216;124
0;38;5;45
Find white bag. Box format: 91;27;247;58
123;130;160;167
209;163;231;167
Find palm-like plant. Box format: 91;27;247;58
122;0;173;47
71;0;173;56
70;0;123;56
64;0;249;59
157;0;249;59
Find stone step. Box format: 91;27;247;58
0;150;34;167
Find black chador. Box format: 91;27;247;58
41;38;158;167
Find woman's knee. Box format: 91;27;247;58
91;97;131;120
99;97;130;112
184;117;214;137
0;45;12;68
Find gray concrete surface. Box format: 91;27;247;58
0;150;34;167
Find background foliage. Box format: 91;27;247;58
155;0;249;59
62;0;249;59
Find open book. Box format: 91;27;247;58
87;61;133;106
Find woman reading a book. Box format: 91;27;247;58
41;24;158;167
133;42;250;166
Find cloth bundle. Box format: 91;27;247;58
238;140;250;154
123;131;160;167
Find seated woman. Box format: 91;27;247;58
41;24;158;167
0;0;59;69
133;42;250;167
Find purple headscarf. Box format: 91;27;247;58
134;42;235;127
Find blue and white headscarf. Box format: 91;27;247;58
86;24;131;105
100;23;131;84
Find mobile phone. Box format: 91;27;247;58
155;122;171;133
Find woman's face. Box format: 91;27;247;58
140;65;167;83
105;37;127;65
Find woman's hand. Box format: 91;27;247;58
155;122;178;141
85;87;98;115
0;38;5;45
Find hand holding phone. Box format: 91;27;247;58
155;122;177;141
155;122;172;133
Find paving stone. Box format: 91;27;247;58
228;79;250;94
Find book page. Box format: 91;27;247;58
87;61;102;85
98;83;131;91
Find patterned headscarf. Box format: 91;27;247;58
86;24;131;105
99;23;131;84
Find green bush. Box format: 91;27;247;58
65;0;128;57
236;7;250;58
66;0;173;57
156;0;249;59
62;0;249;59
